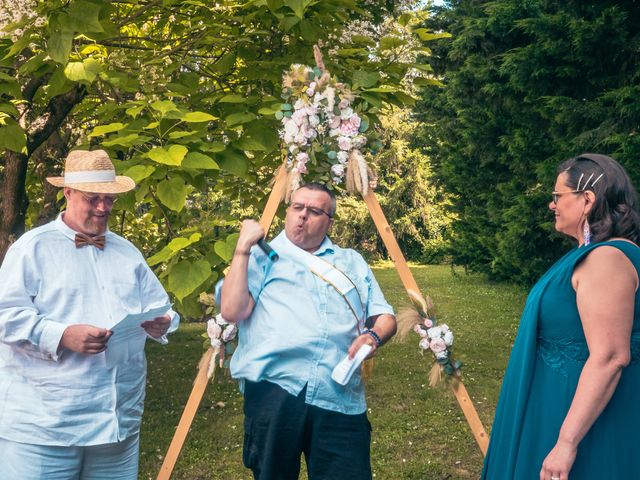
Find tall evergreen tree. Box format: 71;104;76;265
417;0;640;283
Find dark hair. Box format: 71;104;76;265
297;182;337;216
558;153;640;244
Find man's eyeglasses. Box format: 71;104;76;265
79;191;118;207
289;202;332;218
551;190;581;204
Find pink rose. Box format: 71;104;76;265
429;338;447;353
423;318;433;328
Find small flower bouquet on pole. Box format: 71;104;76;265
274;46;380;201
198;293;237;382
397;290;462;387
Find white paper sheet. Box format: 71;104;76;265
104;304;171;369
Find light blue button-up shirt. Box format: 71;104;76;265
216;231;393;415
0;214;179;446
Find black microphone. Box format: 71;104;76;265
257;238;279;261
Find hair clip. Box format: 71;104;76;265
590;173;604;187
576;173;584;191
582;173;594;191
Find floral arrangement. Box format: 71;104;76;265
275;46;377;201
200;314;238;381
397;290;462;386
199;293;238;382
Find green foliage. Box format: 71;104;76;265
416;0;640;283
1;1;444;315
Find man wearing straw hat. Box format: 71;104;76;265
0;150;179;479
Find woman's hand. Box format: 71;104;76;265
540;439;577;480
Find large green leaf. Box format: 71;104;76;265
167;259;211;301
156;176;188;211
48;31;73;64
64;58;101;83
102;133;150;147
182;111;218;122
225;112;257;126
148;145;188;166
123;165;156;183
214;233;239;262
216;149;248;177
284;0;314;19
67;1;104;33
0;120;26;153
89;123;125;137
352;70;380;90
147;232;202;266
182;152;219;170
150;100;178;116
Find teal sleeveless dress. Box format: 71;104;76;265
482;240;640;479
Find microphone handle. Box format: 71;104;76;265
257;238;279;261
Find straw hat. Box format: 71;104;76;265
46;150;135;194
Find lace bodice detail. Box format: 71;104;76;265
538;335;640;377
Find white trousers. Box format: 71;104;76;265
0;433;139;480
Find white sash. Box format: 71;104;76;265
282;236;366;329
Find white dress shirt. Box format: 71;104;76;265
0;214;179;446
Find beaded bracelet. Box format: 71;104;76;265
363;329;382;347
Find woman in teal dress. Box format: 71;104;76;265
482;153;640;480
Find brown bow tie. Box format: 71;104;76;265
75;233;106;250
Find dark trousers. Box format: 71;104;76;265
242;380;372;480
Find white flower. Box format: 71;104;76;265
207;319;222;339
427;326;443;339
215;314;228;326
222;323;238;342
340;107;354;120
440;324;450;333
294;98;306;110
419;338;430;350
210;338;222;348
444;330;454;346
330;164;344;177
332;176;343;184
284;120;299;137
337;151;348;164
308;114;320;127
296;151;309;163
292;109;307;126
329;128;340;138
338;136;352;151
338;98;350;109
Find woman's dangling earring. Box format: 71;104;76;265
583;219;591;246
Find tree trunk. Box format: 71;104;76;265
0;150;29;263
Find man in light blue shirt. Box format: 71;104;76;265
219;183;396;480
0;150;179;479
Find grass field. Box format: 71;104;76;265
139;263;528;479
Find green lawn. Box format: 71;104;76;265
140;263;527;479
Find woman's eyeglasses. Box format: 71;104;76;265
551;190;581;204
289;202;332;218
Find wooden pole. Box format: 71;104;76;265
156;348;214;480
363;190;489;455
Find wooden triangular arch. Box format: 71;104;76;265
157;176;489;479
